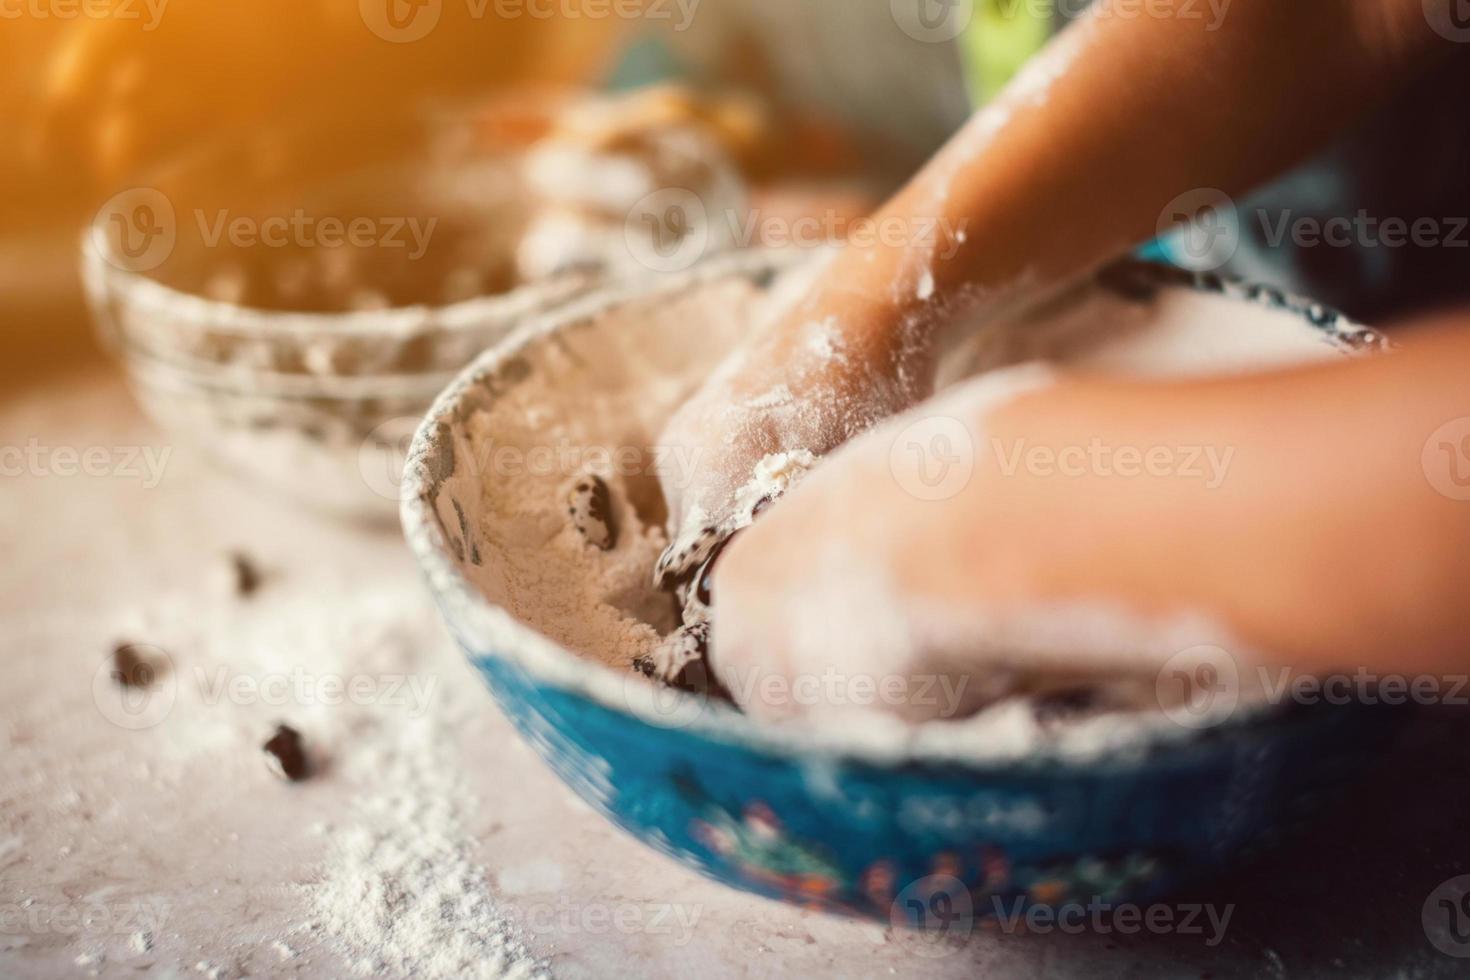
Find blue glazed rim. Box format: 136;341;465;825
400;249;1392;779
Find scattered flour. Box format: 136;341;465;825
743;384;794;411
731;450;819;525
100;578;548;979
916;270;936;302
801;316;845;362
308;710;546;980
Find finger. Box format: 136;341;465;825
707;529;800;719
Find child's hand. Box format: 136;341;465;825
654;300;933;585
703;365;1095;723
706;323;1470;723
655;0;1450;593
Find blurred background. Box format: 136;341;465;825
1;0;975;395
3;0;1469;396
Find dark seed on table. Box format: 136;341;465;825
567;475;617;550
229;551;262;597
110;644;157;688
262;724;311;782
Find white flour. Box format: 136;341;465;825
732;450;819;524
96;578;546;979
308;710;546;980
280;590;545;980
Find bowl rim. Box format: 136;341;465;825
120;345;459;401
76;100;597;340
400;248;1387;773
77;90;745;344
80;227;595;340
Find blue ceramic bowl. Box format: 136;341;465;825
401;252;1398;923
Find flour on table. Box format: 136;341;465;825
309;710;546;980
90;575;547;979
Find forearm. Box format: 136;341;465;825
800;0;1447;360
660;1;1458;572
915;322;1470;677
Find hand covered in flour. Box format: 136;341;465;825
660;0;1462;715
704;364;1075;723
703;341;1470;724
653;296;940;589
